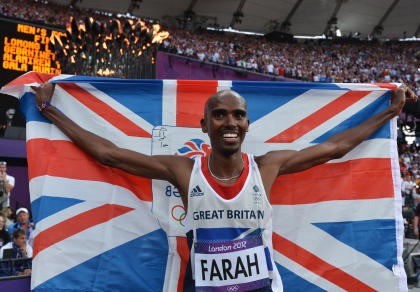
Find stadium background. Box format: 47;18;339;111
0;0;419;290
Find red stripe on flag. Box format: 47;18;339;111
176;80;219;127
33;203;134;258
176;237;190;292
27;139;153;202
6;71;54;86
59;83;152;138
270;158;393;205
273;232;376;291
372;83;398;90
266;91;371;143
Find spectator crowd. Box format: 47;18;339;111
0;207;33;277
162;29;420;96
399;142;420;239
0;0;110;26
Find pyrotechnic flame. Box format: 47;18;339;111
152;31;169;44
79;23;86;32
97;68;115;76
70;55;75;63
152;24;160;34
67;16;73;34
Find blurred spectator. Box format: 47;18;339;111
0;215;10;248
402;174;417;208
0;229;32;276
8;208;34;248
0;161;15;218
4;207;14;229
403;204;416;239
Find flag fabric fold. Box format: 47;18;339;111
1;71;405;291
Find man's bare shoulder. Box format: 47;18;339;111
156;154;195;180
254;150;297;169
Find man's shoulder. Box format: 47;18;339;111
6;174;14;184
0;241;13;252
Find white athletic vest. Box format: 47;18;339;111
185;153;283;291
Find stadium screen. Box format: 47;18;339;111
0;17;65;87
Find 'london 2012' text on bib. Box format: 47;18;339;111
194;235;270;291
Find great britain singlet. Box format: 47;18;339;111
185;153;283;292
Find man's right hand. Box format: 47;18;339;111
31;83;55;107
20;245;27;257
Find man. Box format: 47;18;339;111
33;83;416;291
0;161;15;218
0;229;32;276
402;174;417;207
8;208;34;248
413;196;420;238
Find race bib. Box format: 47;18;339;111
194;235;270;291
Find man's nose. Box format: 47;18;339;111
225;114;236;127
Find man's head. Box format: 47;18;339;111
16;208;29;224
201;90;249;156
0;161;6;174
12;229;27;247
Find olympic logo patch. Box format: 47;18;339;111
171;204;186;227
175;138;211;158
227;285;240;292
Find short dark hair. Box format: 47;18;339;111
13;229;26;239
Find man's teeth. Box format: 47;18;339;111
223;133;238;138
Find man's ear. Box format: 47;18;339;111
200;118;207;133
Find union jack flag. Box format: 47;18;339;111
1;72;405;291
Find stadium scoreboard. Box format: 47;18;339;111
0;17;65;86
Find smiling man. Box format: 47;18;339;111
33;84;416;292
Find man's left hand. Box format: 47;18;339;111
390;85;418;116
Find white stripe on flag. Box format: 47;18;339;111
242;138;391;161
294;90;385;144
273;250;346;292
75;83;154;133
162;237;182;292
162;80;177;126
273;200;398;291
248;89;352;142
51;86;151;153
217;80;232;92
26;121;151;153
31;208;161;289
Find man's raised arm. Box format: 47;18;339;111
258;85;418;180
32;83;193;187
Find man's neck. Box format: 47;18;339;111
208;151;244;179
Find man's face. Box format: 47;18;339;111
0;165;6;173
13;234;26;247
201;93;249;156
17;212;29;224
